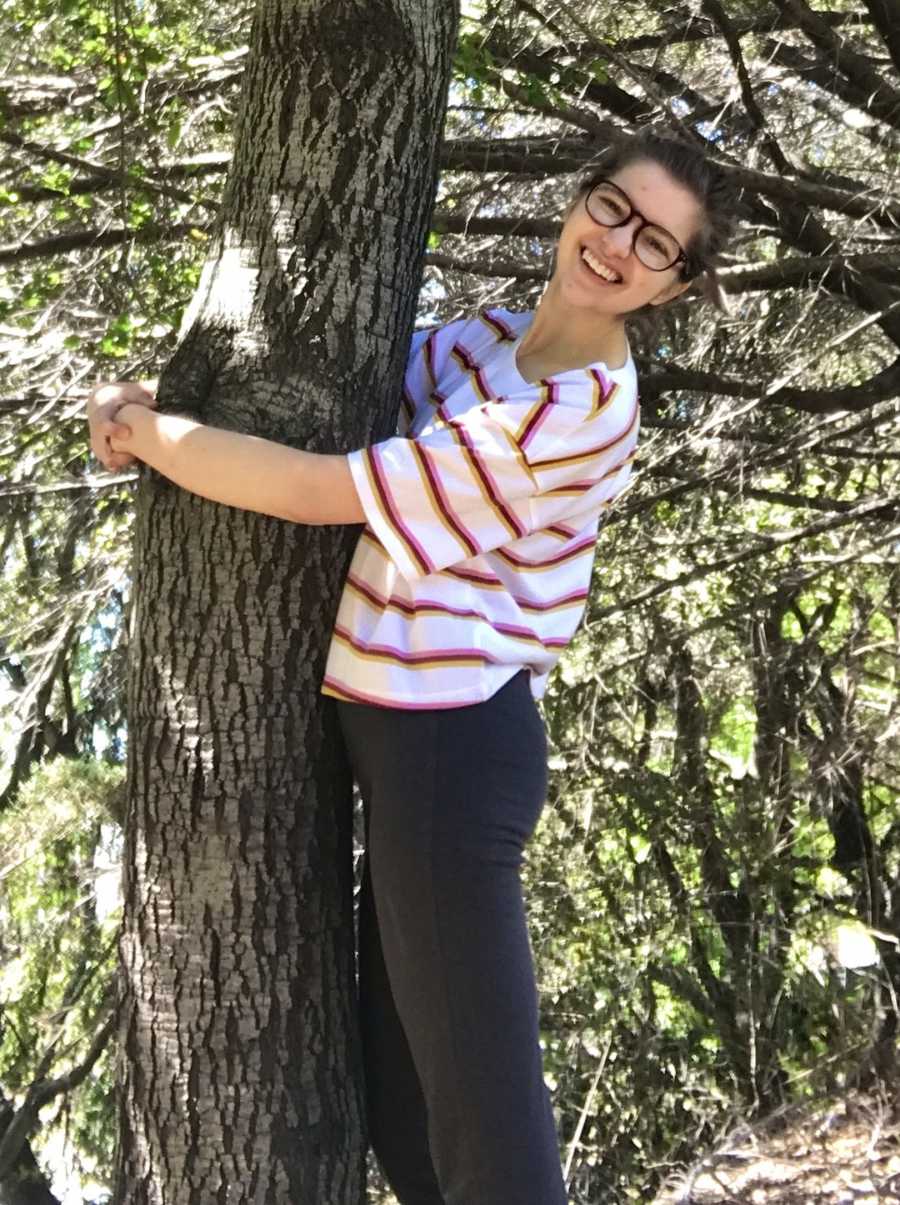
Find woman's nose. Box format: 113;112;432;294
602;219;638;258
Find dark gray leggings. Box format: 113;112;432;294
336;670;569;1205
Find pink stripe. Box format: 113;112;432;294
588;366;613;401
358;531;589;609
404;559;587;607
335;624;495;665
545;481;594;495
322;675;501;711
519;396;555;452
531;399;639;469
518;587;589;610
554;451;635;493
445;564;502;586
451;339;494;403
483;309;518;341
368;446;435;575
346;573;564;646
451;418;528;539
497;534;597;569
414;442;481;557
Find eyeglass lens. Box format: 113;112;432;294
587;183;681;271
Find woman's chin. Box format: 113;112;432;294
558;274;628;316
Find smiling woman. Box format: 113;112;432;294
86;127;739;1205
515;139;734;383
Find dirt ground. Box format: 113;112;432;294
654;1090;900;1204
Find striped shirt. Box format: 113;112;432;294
320;306;640;709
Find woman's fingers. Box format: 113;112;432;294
105;418;133;443
88;380;156;412
90;412;136;470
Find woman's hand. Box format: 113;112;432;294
87;379;158;471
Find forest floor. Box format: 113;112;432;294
365;1089;900;1203
654;1088;900;1203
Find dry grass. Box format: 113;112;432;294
654;1090;900;1204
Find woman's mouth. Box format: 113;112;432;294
580;246;622;285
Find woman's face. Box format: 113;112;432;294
553;159;706;316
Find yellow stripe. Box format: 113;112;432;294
423;332;437;394
409;441;475;560
333;628;486;669
495;420;538;484
359;451;398;537
344;579;555;647
449;345;493;404
590;375;610;415
495;538;600;572
444;421;522;539
532;419;638;473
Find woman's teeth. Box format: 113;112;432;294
581;247;621;283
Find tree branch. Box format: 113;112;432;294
700;0;793;173
0;129;212;211
861;0;900;73
639;354;900;416
10;152;228;205
0;982;118;1182
607;8;871;53
590;500;900;621
773;0;900;129
0;221;213;264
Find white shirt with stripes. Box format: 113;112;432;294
320;306;640;709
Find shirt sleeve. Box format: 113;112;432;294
396;319;467;436
347;377;640;582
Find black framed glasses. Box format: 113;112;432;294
584;180;688;273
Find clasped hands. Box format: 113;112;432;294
86;379;158;472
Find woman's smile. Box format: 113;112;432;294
579;245;624;285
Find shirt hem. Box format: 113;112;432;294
321;666;525;710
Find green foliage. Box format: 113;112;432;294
0;758;123;1193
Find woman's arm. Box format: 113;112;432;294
111;402;365;526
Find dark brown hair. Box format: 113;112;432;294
571;129;740;313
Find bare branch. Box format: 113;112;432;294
699;0;793;172
607;8;871;53
590;502;900;622
773;0;900;129
861;0;900;72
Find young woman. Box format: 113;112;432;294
88;131;736;1205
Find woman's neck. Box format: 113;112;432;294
517;287;630;375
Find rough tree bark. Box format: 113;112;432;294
113;3;459;1201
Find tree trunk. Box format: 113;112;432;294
113;3;458;1201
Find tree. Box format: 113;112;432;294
111;3;459;1201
